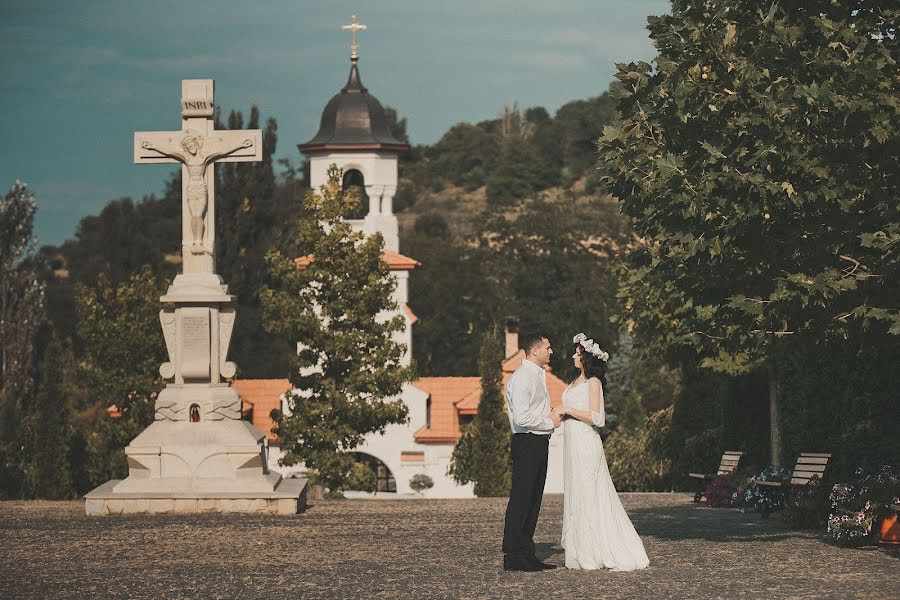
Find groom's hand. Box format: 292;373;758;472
551;411;562;428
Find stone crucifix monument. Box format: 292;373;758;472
85;80;306;515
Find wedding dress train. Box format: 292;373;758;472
560;381;650;571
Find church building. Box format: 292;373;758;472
233;22;567;497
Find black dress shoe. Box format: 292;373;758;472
529;556;557;570
503;555;543;572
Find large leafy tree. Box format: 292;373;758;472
599;0;898;464
448;328;511;496
262;166;414;494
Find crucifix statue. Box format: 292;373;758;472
341;14;367;60
134;79;261;273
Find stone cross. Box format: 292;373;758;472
134;80;262;274
341;14;367;59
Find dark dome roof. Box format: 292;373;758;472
299;59;409;154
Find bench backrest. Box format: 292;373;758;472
790;453;831;485
716;451;745;475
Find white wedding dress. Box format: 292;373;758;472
560;380;650;571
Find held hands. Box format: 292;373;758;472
551;405;566;428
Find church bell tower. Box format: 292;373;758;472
298;16;418;364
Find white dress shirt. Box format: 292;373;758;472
506;358;554;435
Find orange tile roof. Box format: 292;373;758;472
231;378;291;442
382;251;421;270
294;251;420;271
414;358;568;443
412;377;480;443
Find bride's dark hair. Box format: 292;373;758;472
576;340;608;390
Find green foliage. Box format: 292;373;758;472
600;1;900;373
262;165;413;494
0;181;46;498
476;192;628;379
448;328;511;496
427;123;500;190
782;476;830;529
20;334;75;499
604;329;680;429
404;214;501;376
605;406;675;491
73;266;166;487
774;326;900;481
215;107;298;378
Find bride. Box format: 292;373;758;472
555;333;650;571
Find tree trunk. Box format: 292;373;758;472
767;362;781;467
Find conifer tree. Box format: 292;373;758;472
449;328;511;496
21;334;75;499
262;165;413;495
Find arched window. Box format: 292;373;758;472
342;169;369;219
189;404;200;423
351;452;397;493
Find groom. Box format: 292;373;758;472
502;333;561;572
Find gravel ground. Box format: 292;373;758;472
0;493;896;599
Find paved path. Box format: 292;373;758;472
1;493;896;599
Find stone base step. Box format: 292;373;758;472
84;477;307;516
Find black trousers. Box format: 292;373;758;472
502;432;549;558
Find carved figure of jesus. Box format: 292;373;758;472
141;131;253;253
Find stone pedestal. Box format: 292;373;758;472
84;274;306;515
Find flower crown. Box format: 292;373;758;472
572;333;609;362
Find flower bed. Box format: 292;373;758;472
827;465;899;547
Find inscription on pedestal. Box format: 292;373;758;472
180;307;210;380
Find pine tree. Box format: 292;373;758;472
261;165;413;495
214;107;295;378
448;328;511;496
22;334;75;499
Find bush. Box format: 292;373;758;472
409;474;434;495
781;477;830;529
606;406;674;491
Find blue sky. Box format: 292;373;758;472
0;0;668;246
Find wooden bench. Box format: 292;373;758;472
756;452;831;516
688;451;745;503
757;452;831;488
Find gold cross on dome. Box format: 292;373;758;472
341;14;367;59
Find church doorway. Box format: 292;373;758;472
342;169;369;219
351;452;397;493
